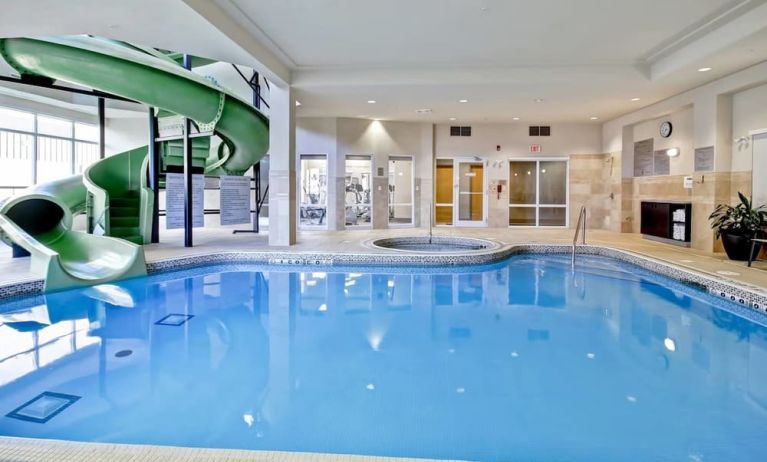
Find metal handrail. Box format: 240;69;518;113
572;206;586;266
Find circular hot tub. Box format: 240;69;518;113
370;236;499;253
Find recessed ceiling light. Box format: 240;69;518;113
295;100;302;106
631;97;640;102
459;99;469;103
698;67;712;72
534;98;544;103
367;100;377;104
449;117;457;121
590;116;599;120
512;117;520;121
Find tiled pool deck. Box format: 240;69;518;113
1;227;767;461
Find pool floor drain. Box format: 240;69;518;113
115;350;133;358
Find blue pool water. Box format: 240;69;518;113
1;255;766;462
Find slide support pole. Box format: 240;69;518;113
148;107;160;243
98;97;106;159
182;54;193;248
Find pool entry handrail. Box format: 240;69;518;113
572;205;587;266
429;201;434;244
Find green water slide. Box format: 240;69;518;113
0;36;269;291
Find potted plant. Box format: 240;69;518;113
709;192;767;261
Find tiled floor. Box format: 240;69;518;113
1;227;765;291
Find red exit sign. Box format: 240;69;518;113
529;144;542;153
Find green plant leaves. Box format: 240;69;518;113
709;192;767;239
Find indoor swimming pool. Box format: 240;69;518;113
0;255;765;462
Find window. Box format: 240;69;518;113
37;115;73;138
0;107;35;132
388;156;414;225
509;159;568;227
0;106;100;198
0;131;34;187
345;155;372;227
299;154;328;228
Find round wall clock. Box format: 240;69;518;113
659;121;673;138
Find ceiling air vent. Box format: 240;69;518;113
529;125;551;137
450;126;472;137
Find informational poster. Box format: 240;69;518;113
166;173;204;229
694;146;714;172
220;175;252;225
653;150;670;175
633;138;654;177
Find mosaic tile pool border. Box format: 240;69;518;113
0;243;765;314
367;236;501;253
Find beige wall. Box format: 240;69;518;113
298;118;605;230
296;74;766;243
298;117;433;230
434;122;602;157
570;153;621;231
631;107;694;176
601;62;767;253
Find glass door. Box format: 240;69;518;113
509;158;568;227
299;154;328;228
388;156;414;226
455;158;487;226
435;159;454;225
345;155;372;227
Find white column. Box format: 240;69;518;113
268;84;297;246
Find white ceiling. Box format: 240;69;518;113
0;0;286;81
221;0;767;122
1;0;766;123
228;0;737;67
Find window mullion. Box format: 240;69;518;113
31;116;38;184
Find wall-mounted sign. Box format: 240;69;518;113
166;173;204;229
694;146;714;172
220;175;252;225
653;150;670;175
529;144;541;153
633;138;654;176
684;176;694;189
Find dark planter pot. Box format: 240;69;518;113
721;232;761;261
